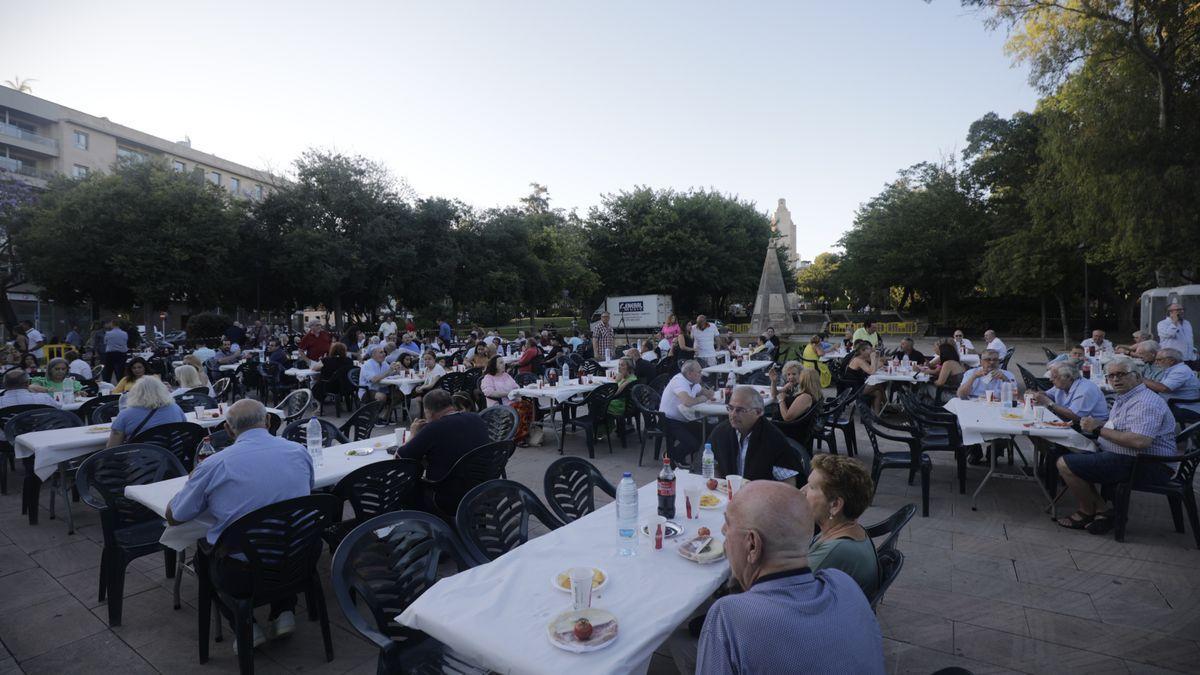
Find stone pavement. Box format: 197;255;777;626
1;340;1198;674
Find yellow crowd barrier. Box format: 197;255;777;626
827;322;917;336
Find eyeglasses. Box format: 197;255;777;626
726;405;758;415
1105;371;1134;380
953;334;964;338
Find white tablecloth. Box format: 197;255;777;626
397;472;730;675
690;385;774;418
943;398;1095;452
510;377;614;404
284;368;319;379
124;435;396;550
700;360;772;377
381;375;425;396
15;407;284;481
819;349;847;362
866;371;930;386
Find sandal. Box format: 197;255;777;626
1086;510;1116;535
1056;511;1094;530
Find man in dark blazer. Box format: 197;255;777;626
708;385;805;483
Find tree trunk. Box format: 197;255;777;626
1155;66;1171;133
1055;293;1070;349
1040;295;1047;339
0;280;19;335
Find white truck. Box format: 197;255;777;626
590;295;673;330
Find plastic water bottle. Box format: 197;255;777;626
562;361;570;383
701;443;715;481
616;472;638;557
306;417;324;468
196;436;215;466
1000;381;1013;408
901;354;910;372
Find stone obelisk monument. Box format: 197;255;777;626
750;232;798;335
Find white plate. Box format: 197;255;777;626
640;521;683;538
678;536;726;564
698;492;726;510
551;567;609;593
345;447;375;457
546;607;618;653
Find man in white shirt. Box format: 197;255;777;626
66;350;93;380
657;360;712;468
984;330;1008;355
692;315;719;367
951;329;975;356
1157;303;1196;363
1080;329;1113;355
640;339;657;361
378;314;398;340
22;321;45;361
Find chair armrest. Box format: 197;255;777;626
1133;447;1200;464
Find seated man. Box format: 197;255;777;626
1056;356;1179;535
983;329;1007;355
639;339;658;362
657;360;713;468
166;399;314;649
1048;345;1087;367
359;346;399;424
393;389;489;482
896;337;927;364
952;329;975;356
0;369;60;408
670;481;885;674
708;385;803;482
1143;348;1200;415
1080;329;1113;355
956;349;1023;400
1031;361;1109;423
1132;340;1161;379
213;337;243;366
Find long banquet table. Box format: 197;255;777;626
397;471;730;675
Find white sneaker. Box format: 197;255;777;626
269;610;296;639
232;623;267;654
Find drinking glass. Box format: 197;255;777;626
684;485;701;519
568;567;593;610
726;474;744;500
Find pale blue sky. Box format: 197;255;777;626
2;1;1035;257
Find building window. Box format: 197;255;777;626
72;164;89;178
229;177;240;194
208;171;220;186
73;130;88;150
254;185;263;199
116;146;148;163
173;160;185;172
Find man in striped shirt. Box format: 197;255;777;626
1056;356;1179;535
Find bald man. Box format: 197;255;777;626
672;481;884;674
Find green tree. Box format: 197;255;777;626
795;252;843;304
0;174;37;331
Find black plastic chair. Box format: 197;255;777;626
514;372;538;387
91;401;121;424
1112;422;1200;548
815;386;861;456
999;348;1016;371
1167;397;1200;427
74;394;120;425
198;494;341;673
330;512;476;674
479;404;518;442
870;548;904;610
901;390;969;496
339;400;383;442
174;392;219;414
1041;347;1059;361
454;479;563;565
0;403;54;495
75;444;185;626
7;408;83;526
630;384;665;466
280;417;349;447
859;400;931;517
864;503;918;554
324;459;424;552
1017;364;1050;392
648;373;672;393
277;388;313;425
425;440;513;517
543;456;616;524
212;377;232;402
772;404;821;452
557;383;618;459
130;421;207;472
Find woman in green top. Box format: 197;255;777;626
601;357;638;437
802;453;880;598
31;357;84;395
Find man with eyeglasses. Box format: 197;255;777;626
707;385;804;482
951;330;974;357
1156;303;1195;365
657;359;714;468
1055;356;1178;535
956;349;1023;400
1141;348;1200;415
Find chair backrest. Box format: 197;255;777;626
75;444;186;538
585;383;619;418
212;377;231;400
341;400;383;441
330;511;473;645
999;348;1016;371
1016;364;1044;392
208;428;234;451
630;383;661;418
515;372;537;386
648;373;673;394
212;494;341;602
0;403;57;442
277;388;313;424
870;548;905;610
821;386;861;428
91;401;121;424
743;370;771;386
346;366;362;396
1042;347;1059;361
455;479;563;564
74;395;119;424
543;456;617;524
174;392;218;413
479;405;518;442
130;421;207;472
581;359;602;375
334;459;424;521
863;503;918;554
772;404;821;450
5;407;82;443
437;372;467;394
280;417;349;447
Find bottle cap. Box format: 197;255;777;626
623;471;632;478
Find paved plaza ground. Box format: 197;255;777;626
1;339;1198;674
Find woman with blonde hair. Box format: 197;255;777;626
182;354;212;387
170;364;214;398
106;377;187;447
768;361;822;421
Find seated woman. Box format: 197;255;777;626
802;454;880;598
170;364;213;398
311;341;353;399
480;355;517;407
30;358;84;395
342;328;366;358
843;341;885;413
922;341;967;397
768;361;821;422
748;334;771;357
413;349;446;397
801;334;832;387
673;322;696;364
20;352;40;376
182;354;213;390
516;338;542;375
602;357;639;436
470;342;492;370
106;377;188;448
113;356;153;394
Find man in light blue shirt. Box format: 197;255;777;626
102;320;129;383
359;346;399;423
398;333;422;356
1032;361;1109;422
1144;348;1200;414
1156;303;1195;362
956;349;1023;399
167;399;313;646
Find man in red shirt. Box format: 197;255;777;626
298;320;332;360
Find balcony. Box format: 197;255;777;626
0;156;55;181
0;122;59;154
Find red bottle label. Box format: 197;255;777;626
658;479;675;496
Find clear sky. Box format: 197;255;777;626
2;1;1036;258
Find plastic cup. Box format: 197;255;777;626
394;428;407;447
568;567;593;610
726;474;744;500
195;405;206;419
684;485;701;519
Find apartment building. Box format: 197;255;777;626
0;86;274;195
